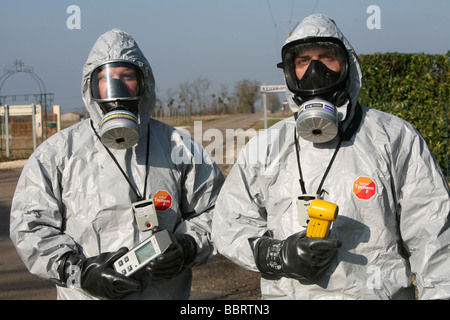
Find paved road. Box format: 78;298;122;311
184;113;262;176
186;113;263;299
0;113;263;300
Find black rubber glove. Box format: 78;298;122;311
145;232;197;279
254;230;341;281
58;247;141;299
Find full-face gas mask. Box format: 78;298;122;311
91;60;145;149
278;37;350;143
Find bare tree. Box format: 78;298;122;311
178;81;194;118
166;88;176;109
233;79;260;113
218;84;229;114
175;78;261;116
192;77;211;112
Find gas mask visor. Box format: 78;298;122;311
278;38;349;143
91;60;145;114
278;37;349;104
91;61;145;149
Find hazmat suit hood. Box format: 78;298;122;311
283;14;363;116
81;28;156;131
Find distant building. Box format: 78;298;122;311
61;112;86;122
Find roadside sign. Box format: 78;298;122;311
260;85;286;93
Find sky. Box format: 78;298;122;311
0;0;449;114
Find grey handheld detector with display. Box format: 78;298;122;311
114;229;172;277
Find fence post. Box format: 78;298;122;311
32;104;37;150
5;104;10;158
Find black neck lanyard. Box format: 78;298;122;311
91;120;150;201
293;102;362;196
294;127;342;197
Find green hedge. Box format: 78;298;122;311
358;52;449;177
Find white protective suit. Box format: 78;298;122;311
211;14;450;299
10;29;224;300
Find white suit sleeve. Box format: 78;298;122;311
395;127;450;300
10;152;78;282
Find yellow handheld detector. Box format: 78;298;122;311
306;199;339;238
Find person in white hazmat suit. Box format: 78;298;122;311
211;14;450;299
10;29;224;300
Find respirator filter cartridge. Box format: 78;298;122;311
99;110;140;149
296;99;338;143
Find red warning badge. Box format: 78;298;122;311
353;177;376;200
153;190;172;211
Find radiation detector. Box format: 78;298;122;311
132;199;158;232
114;229;172;277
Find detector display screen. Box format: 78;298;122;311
135;240;157;263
